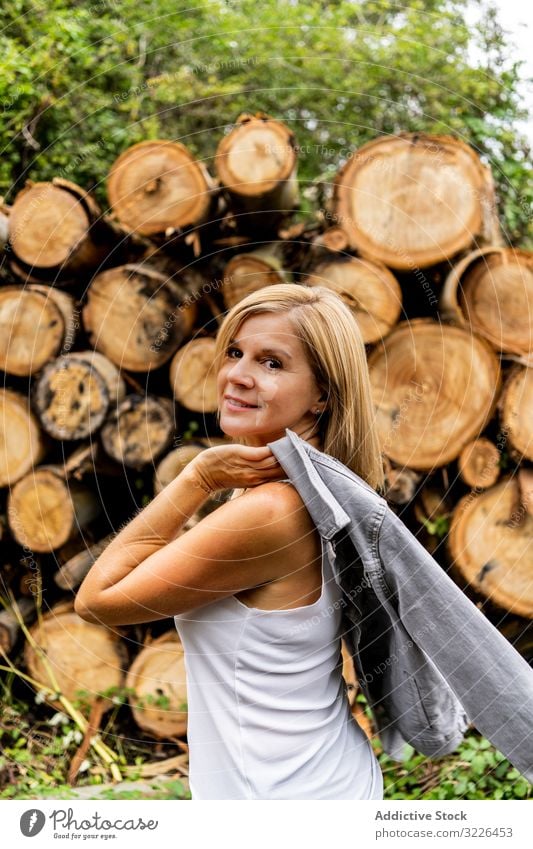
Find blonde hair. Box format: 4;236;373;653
213;283;385;493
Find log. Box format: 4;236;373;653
332;133;498;269
107;140;216;238
26;284;80;353
32;353;110;440
341;640;374;738
0;389;46;487
518;468;533;520
54;534;115;591
303;255;402;344
32;351;125;443
51;441;124;482
24;603;127;712
458;438;501;489
341;637;357;707
8;179;114;279
82;264;187;371
215;112;299;231
0;285;66;376
169;337;218;413
382;457;423;505
7;466;101;552
440;246;533;360
126;631;188;739
0;596;35;654
71;350;126;406
222;243;291;308
100;394;175;469
367;319;501;470
311;227;349;252
500;619;533;665
448;475;533;618
499;365;533;462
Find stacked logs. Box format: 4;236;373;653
0;114;531;752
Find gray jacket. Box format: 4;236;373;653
267;427;533;783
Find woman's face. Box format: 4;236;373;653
216;312;325;447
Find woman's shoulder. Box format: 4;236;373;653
240;480;316;532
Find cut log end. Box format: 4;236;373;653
107;140;214;236
449;476;533;618
169;337;218;412
304;255;402;344
24;607;126;712
0;389;45;486
100;394;175;469
8;468;99;552
126;631;188;738
216;119;296;196
0;286;65;376
458;438;501;489
333;134;493;269
33;355;110;440
368;320;501;469
83;264;187;371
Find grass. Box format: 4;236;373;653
0;686;530;801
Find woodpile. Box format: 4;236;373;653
24;601;127;712
0;116;531;765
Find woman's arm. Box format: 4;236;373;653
74;464;211;618
74;482;306;626
74;443;286;624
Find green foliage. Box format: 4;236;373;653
353;696;532;799
377;733;532;799
0;0;531;244
421;513;451;538
0;698;80;797
0;688;530;799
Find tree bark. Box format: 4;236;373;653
54;534;116;591
0;597;35;655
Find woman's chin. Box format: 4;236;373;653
219;419;250;437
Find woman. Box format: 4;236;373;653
75;284;385;800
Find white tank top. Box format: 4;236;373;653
174;484;383;800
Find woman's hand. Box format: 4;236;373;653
187;443;287;494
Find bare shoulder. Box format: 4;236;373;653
209;480;315;541
241;480;316;536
